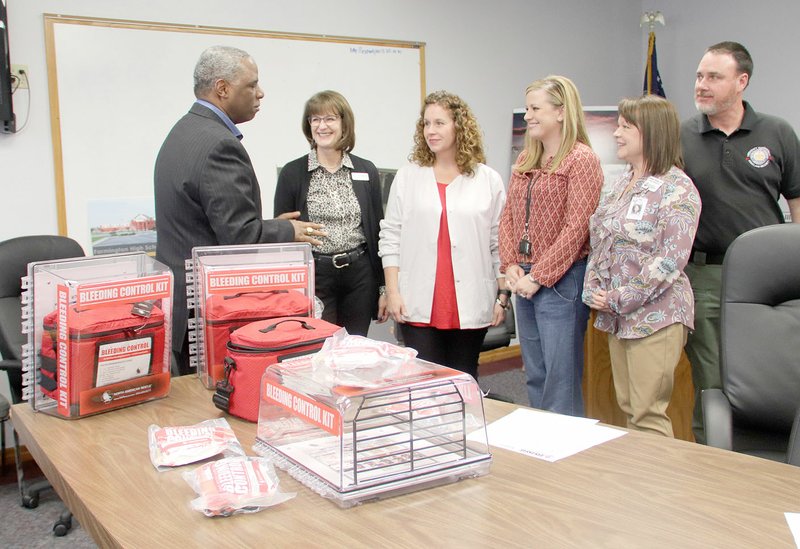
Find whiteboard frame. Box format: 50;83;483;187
43;14;426;241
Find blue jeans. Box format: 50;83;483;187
516;259;589;416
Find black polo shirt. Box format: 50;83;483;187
681;101;800;255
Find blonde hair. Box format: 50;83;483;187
409;90;485;177
514;75;591;174
617;95;683;177
302;90;356;152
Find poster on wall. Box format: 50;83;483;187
510;108;526;172
87;197;157;256
510;107;625;199
583;107;626;199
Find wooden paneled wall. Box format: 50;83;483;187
583;313;695;441
480;312;696;442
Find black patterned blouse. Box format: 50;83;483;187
306;149;366;255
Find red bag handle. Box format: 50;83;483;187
259;319;314;333
222;290;286;300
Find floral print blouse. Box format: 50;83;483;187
582;166;701;339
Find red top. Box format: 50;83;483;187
415;182;460;329
498;142;603;286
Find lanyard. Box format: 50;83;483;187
523;171;542;238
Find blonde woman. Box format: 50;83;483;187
498;76;603;415
379;91;506;378
583;95;700;437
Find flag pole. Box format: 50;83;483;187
640;11;666;98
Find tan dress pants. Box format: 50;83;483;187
607;323;688;437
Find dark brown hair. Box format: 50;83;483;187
618;95;683;176
706;41;753;81
301;90;355;152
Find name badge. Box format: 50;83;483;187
351;172;369;181
643;176;663;192
626;196;648;220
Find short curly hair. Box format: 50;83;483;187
193;45;250;98
409;90;485;177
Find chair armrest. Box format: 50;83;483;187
0;358;23;404
702;388;733;450
788;409;800;466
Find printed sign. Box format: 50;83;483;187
56;284;71;417
77;275;171;308
205;267;309;294
95;336;153;387
262;380;341;436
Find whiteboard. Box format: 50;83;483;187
44;15;425;253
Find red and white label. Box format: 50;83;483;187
206;267;308;294
96;337;152;387
262;381;341;436
56;284;70;416
77;275;171;308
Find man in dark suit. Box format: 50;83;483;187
155;45;323;376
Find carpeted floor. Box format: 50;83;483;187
0;479;95;548
478;360;528;406
0;360;526;547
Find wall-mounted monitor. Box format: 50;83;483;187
1;1;16;134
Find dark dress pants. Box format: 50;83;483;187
399;324;488;379
314;251;377;337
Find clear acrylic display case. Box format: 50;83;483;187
21;252;173;418
187;243;315;388
253;350;492;507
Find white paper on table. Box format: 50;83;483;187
785;513;800;548
467;407;626;462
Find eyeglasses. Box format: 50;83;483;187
308;115;340;126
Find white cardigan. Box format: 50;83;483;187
379;162;506;328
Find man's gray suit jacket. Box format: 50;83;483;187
154;102;294;356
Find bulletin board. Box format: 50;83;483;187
44;14;425;253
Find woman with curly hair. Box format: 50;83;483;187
378;90;507;378
499;76;603;416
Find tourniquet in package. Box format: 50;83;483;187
148;417;244;471
183;456;295;517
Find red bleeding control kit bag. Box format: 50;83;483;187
22;253;173;418
187;244;315;388
213;317;340;422
39;302;166;412
204;291;311;386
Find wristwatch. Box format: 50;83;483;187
378;285;387;296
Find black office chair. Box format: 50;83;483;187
0;391;9;475
702;224;800;465
0;235;84;535
481;299;516;353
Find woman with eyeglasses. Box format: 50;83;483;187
498;76;603;416
378;90;507;379
274;90;385;336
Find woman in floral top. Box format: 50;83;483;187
583;95;701;437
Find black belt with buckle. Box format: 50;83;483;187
313;245;367;269
689;249;726;265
